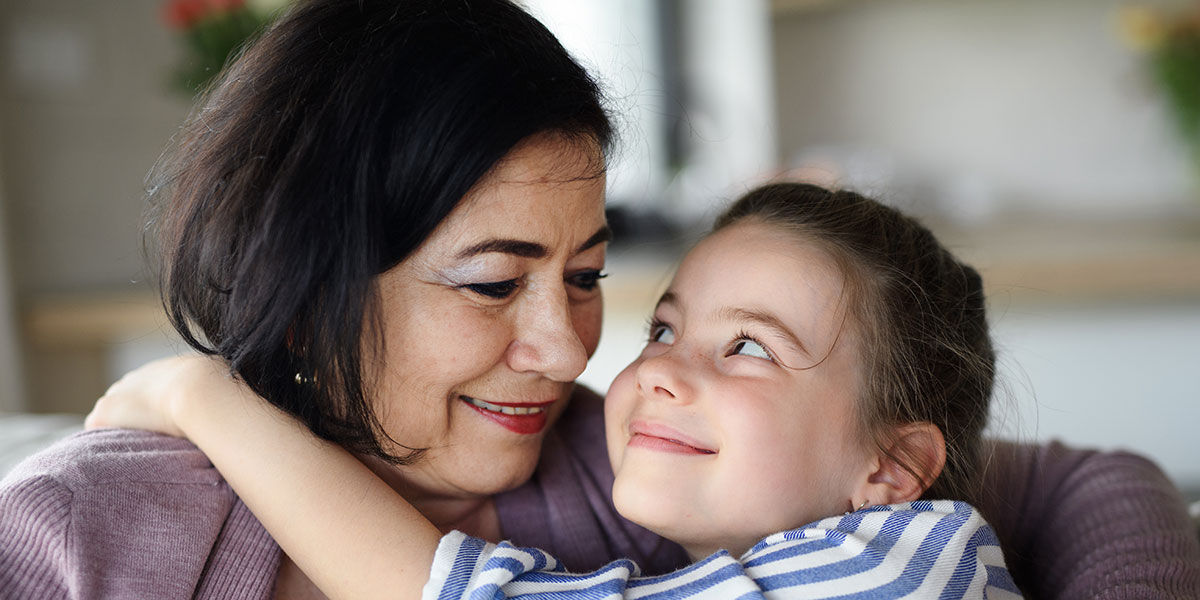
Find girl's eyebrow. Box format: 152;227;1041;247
655;292;811;358
718;307;811;358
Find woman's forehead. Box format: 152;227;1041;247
477;133;606;189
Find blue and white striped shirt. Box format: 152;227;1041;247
423;500;1022;599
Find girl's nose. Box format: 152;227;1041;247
635;349;694;404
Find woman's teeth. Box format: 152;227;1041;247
463;396;545;415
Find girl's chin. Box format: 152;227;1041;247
612;477;691;533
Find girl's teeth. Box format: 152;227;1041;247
466;396;544;415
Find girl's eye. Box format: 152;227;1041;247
568;270;607;291
730;338;772;361
463;279;519;299
649;321;676;344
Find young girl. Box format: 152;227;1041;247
88;183;1021;599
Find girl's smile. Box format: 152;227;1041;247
627;420;717;455
604;220;873;560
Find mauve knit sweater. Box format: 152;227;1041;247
1;389;1197;599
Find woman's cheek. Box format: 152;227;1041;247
574;298;604;358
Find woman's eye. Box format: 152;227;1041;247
649;323;676;344
567;269;607;291
730;339;772;361
464;279;519;299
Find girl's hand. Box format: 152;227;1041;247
84;354;237;438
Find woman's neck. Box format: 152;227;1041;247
357;454;502;540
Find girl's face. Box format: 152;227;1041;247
369;134;609;501
605;220;874;559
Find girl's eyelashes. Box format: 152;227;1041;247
647;317;676;344
728;331;775;363
567;269;607;291
645;319;774;363
462;279;520;299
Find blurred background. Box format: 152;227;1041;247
0;0;1197;497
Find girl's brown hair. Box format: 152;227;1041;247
714;183;995;503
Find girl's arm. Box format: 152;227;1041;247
86;356;441;600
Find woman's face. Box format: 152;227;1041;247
605;221;872;559
370;135;608;500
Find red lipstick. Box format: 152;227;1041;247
461;396;553;435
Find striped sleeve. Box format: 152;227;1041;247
422;501;1022;599
738;500;1022;599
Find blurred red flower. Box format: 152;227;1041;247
160;0;275;95
163;0;248;31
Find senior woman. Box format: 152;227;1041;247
1;0;679;597
1;0;1197;599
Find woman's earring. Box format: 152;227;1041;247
844;499;869;515
294;372;317;385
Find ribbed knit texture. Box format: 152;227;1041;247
0;429;279;599
979;440;1200;599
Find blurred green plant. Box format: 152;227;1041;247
162;0;289;95
1121;5;1200;171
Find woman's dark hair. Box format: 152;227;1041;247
151;0;612;464
714;183;995;504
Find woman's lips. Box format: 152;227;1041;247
461;395;552;435
627;421;716;455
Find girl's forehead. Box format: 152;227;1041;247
665;222;851;345
678;222;844;294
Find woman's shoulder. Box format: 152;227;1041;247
2;428;224;492
0;428;279;599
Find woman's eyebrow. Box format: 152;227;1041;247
457;239;546;259
576;225;612;254
719;307;811;357
454;225;611;260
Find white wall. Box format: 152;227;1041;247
774;0;1197;219
2;0;188;295
988;304;1200;491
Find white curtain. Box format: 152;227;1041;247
518;0;776;223
519;0;669;209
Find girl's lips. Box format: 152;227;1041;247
627;421;716;455
461;395;553;435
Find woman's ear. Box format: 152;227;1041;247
853;423;946;507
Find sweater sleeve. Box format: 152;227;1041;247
0;428;280;600
0;473;75;598
979;440;1200;599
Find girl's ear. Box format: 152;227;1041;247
852;423;946;508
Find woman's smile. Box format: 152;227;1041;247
461;395;556;435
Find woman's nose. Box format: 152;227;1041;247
506;288;589;382
635;349;693;404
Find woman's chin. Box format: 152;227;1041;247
369;441;543;501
